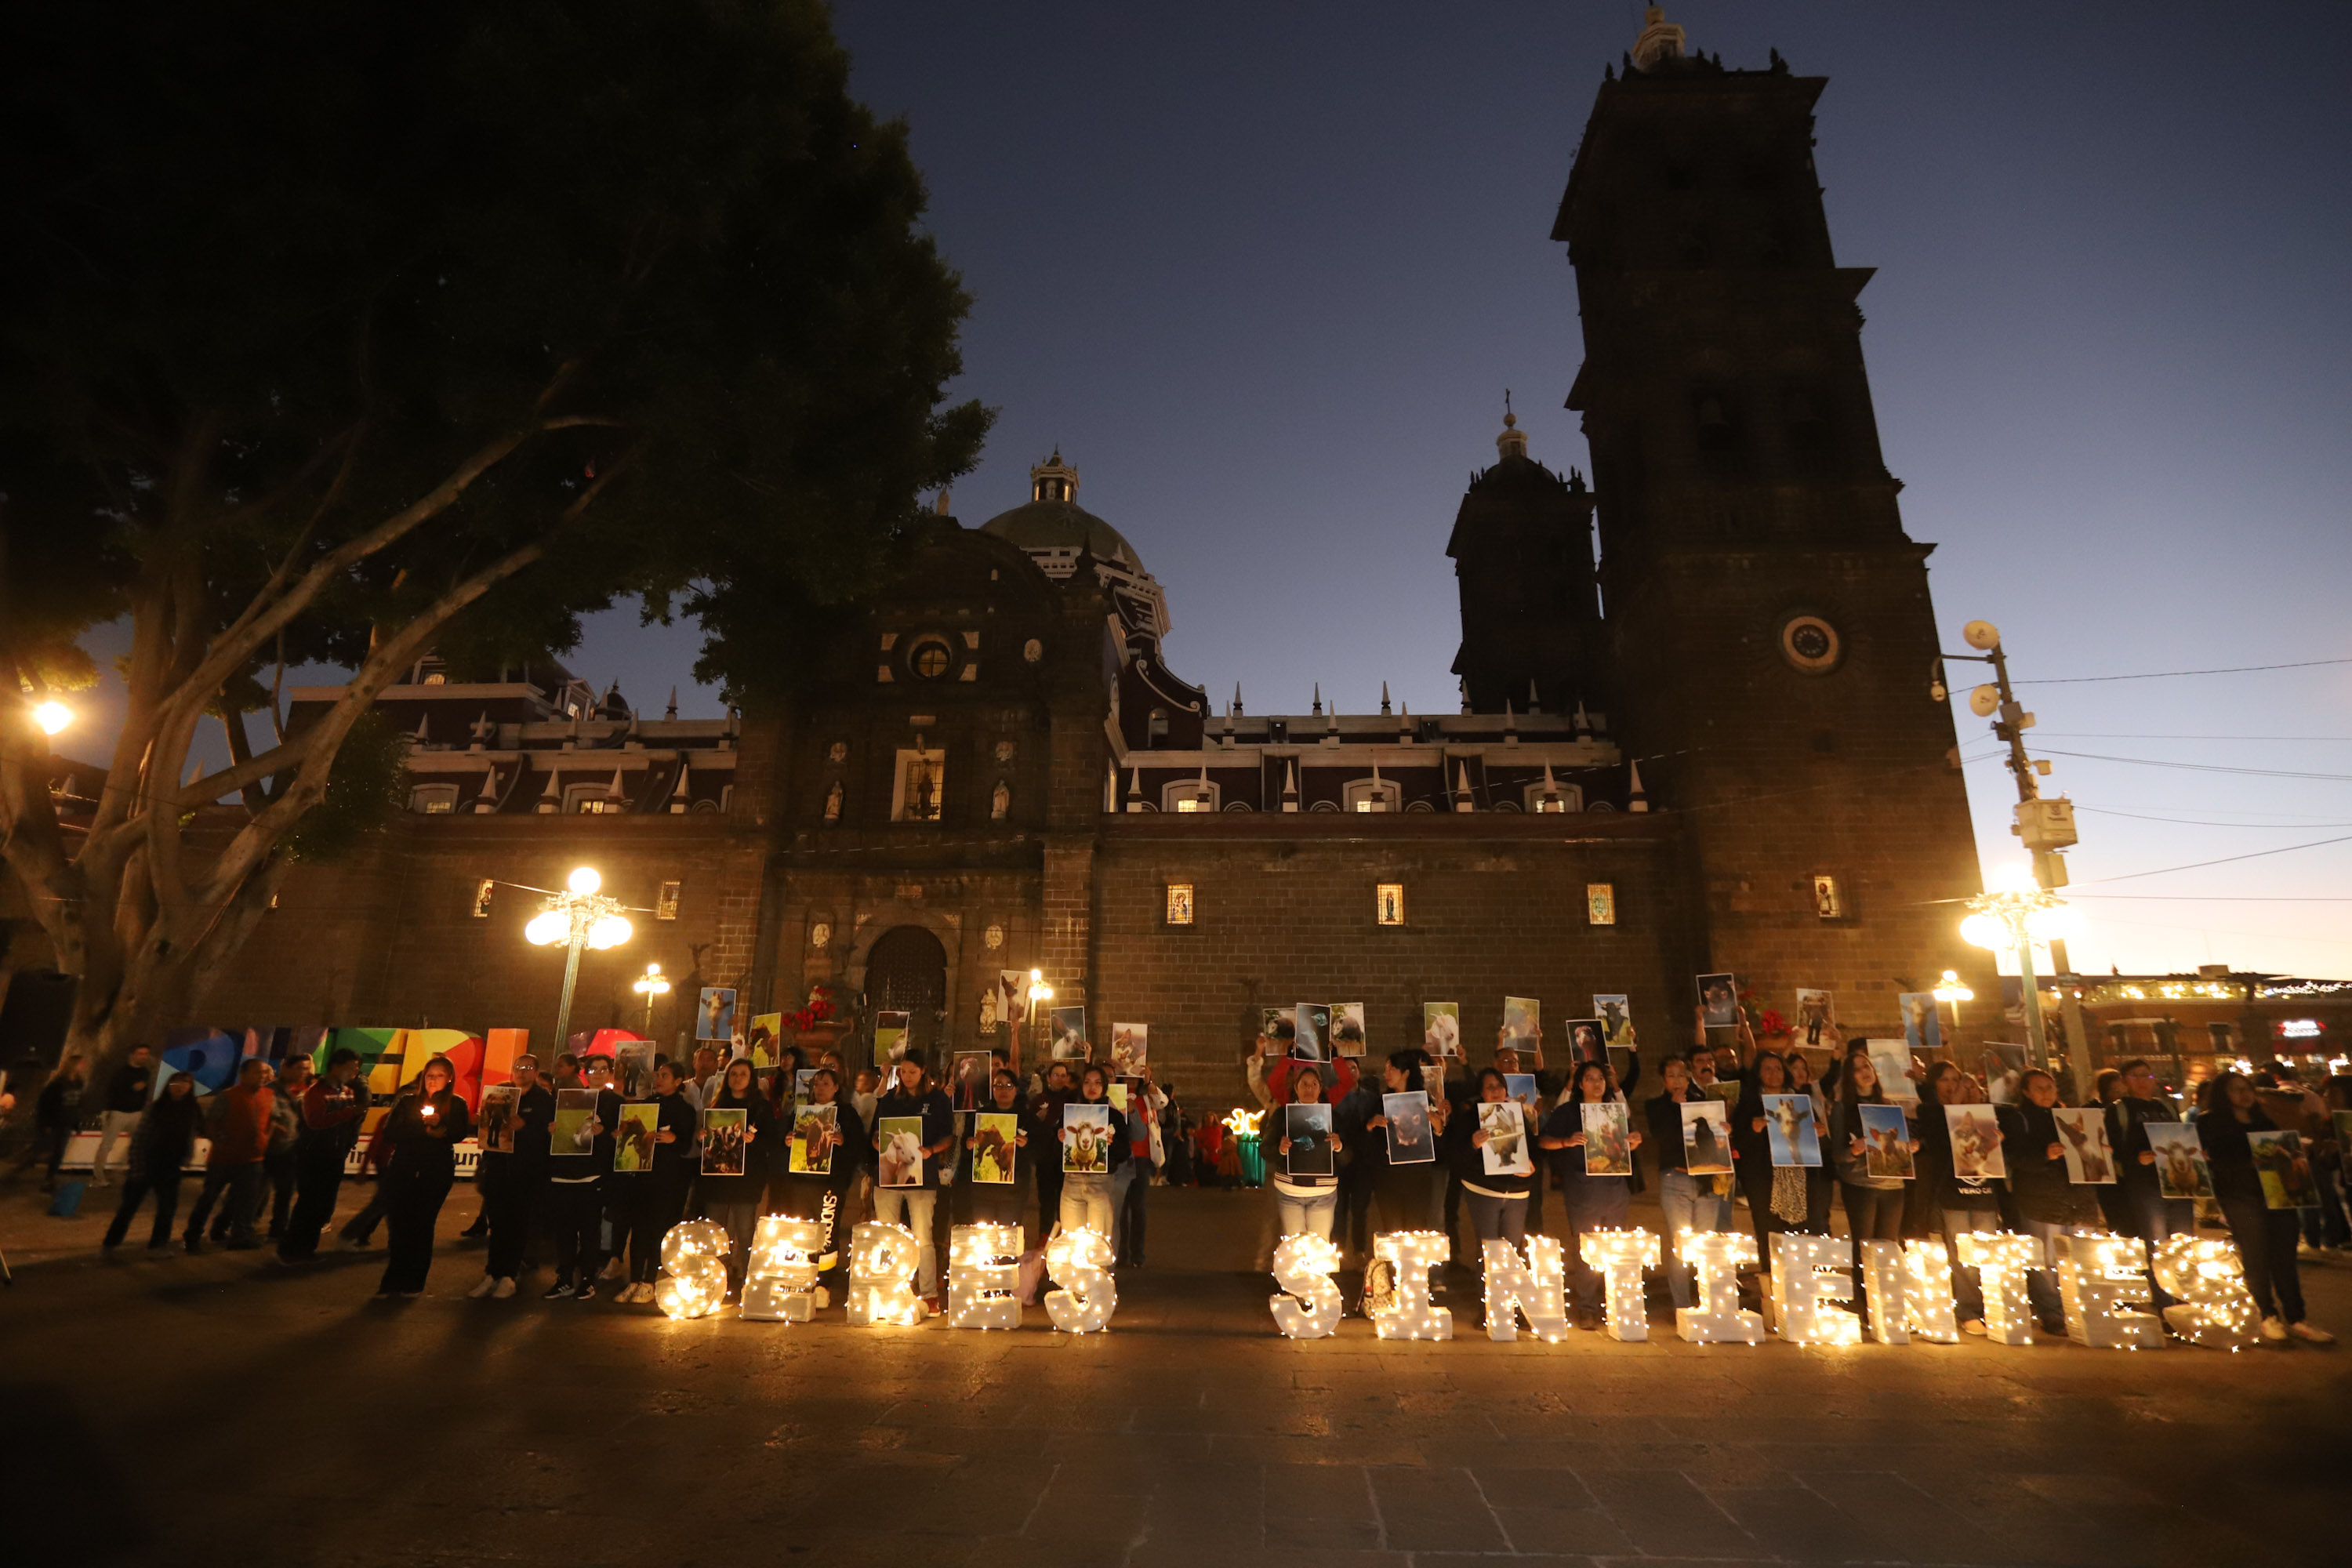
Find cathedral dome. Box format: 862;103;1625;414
978;451;1145;572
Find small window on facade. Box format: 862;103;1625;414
408;784;459;815
1148;708;1170;745
1342;778;1401;813
657;881;681;921
1522;781;1585;814
471;878;495;919
1165;884;1194;925
909;637;953;680
891;748;946;822
1586;883;1617;926
564;782;622;814
1376;884;1405;926
1813;874;1843;919
1160;779;1218;813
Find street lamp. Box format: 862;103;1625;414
631;962;671;1036
1959;866;2080;1072
32;701;72;737
1930;968;1975;1054
524;865;631;1049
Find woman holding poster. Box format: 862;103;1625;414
2199;1072;2333;1343
1269;1063;1343;1243
1447;1069;1534;1311
961;1069;1037;1231
1537;1059;1642;1330
872;1058;956;1313
1645;1056;1730;1312
1731;1051;1807;1272
698;1059;775;1296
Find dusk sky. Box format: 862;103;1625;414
92;3;2352;979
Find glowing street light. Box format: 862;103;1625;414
632;961;671;1035
1960;865;2080;1071
33;701;72;736
524;865;631;1048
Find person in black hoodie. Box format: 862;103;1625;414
1828;1051;1913;1318
697;1058;774;1295
91;1045;155;1188
2200;1071;2335;1344
470;1054;555;1300
25;1054;87;1194
1917;1061;2004;1334
101;1073;201;1250
2004;1068;2100;1335
1446;1067;1535;1309
618;1062;700;1305
961;1068;1039;1233
1537;1059;1643;1330
373;1056;472;1299
544;1054;615;1300
772;1066;864;1307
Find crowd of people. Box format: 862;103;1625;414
1246;1011;2346;1344
11;1007;2347;1345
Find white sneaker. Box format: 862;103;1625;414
628;1281;654;1304
2260;1316;2289;1341
2288;1320;2335;1345
490;1277;517;1300
467;1275;497;1299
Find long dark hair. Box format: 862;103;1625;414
1573;1059;1614;1103
1733;1050;1787;1121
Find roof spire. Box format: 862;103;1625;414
1628;758;1650;813
1497;390;1528;460
1380;681;1392;716
1029;449;1080;504
1455;760;1476;814
1232;681;1243;716
1311;682;1323;717
1632;5;1686;71
665;686;678;720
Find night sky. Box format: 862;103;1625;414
78;3;2352;978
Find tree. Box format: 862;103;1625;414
0;1;989;1076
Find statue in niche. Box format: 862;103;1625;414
822;780;843;822
979;987;999;1034
991;778;1011;820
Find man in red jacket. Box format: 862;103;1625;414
183;1058;275;1251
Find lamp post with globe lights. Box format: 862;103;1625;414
525;866;631;1050
1958;866;2081;1073
631;962;671;1036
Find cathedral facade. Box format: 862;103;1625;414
151;24;1994;1107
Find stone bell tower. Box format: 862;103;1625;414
1553;9;1988;1018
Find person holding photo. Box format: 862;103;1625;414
1112;1068;1166;1269
1538;1059;1643;1330
1918;1062;2003;1334
1693;1005;1755;1083
1359;1048;1446;1235
873;1058;956;1313
543;1054;615;1300
470;1053;554;1301
1268;1063;1341;1243
2199;1072;2332;1343
1646;1054;1730;1313
697;1058;774;1298
1447;1068;1534;1314
1029;1059;1076;1241
1058;1064;1131;1243
961;1069;1038;1233
1784;1051;1835;1232
616;1062;699;1305
1731;1051;1807;1272
372;1055;472;1300
1829;1052;1915;1327
772;1067;864;1307
2002;1068;2102;1334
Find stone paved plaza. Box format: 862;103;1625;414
2;1183;2347;1568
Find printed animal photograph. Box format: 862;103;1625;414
1795;989;1835;1045
1383;1092;1434;1164
1581;1101;1633;1176
1421;1061;1446;1102
1899;992;1943;1054
877;1116;927;1187
1062;1103;1112;1174
2249;1130;2318;1210
1050;1005;1088;1060
614;1040;656;1102
2051;1107;2115;1184
1504;1072;1541;1125
1285;1102;1336;1178
1868;1041;1919;1102
1479;1100;1532;1177
1566;1018;1606;1065
1502;996;1540;1044
1682;1101;1734;1175
1697;973;1739;1029
746;1012;782;1067
1980;1041;2028;1105
1857;1103;1915;1180
1260;1007;1297;1054
951;1051;992;1113
873;1011;910;1063
1944;1104;2007;1181
1594;995;1635;1049
701;1109;747;1176
553;1088;598;1156
2145;1123;2215;1201
971;1111;1019;1185
1294;1002;1332;1062
1421;1002;1462;1058
793;1068;818;1105
1110;1022;1149;1073
789;1102;837;1176
1330;1004;1366;1058
696;986;737;1042
477;1084;519;1156
1763;1094;1823;1167
612;1102;659;1173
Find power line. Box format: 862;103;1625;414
2013;656;2352;685
2075;806;2352;829
2034;748;2352;783
2035;733;2352;743
2068;894;2352;902
2078;832;2352;885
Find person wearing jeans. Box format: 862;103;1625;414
872;1058;956;1307
92;1047;155;1188
1266;1063;1340;1243
2199;1071;2335;1343
1647;1056;1731;1312
1447;1069;1534;1312
183;1059;274;1250
1538;1060;1642;1329
1054;1065;1129;1245
2107;1059;2195;1310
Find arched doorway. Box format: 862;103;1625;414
865;925;948;1058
